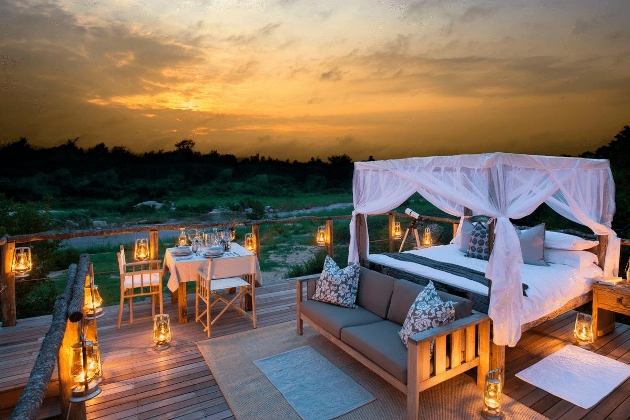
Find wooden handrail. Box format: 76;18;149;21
9;264;79;420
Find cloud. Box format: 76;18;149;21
320;66;343;81
461;5;498;22
226;22;282;45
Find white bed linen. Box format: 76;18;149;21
367;244;603;327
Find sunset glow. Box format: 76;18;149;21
1;0;629;160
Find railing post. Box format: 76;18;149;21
389;213;396;253
1;241;17;327
252;224;260;258
325;219;334;258
149;229;159;271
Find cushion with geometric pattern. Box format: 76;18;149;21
466;222;490;261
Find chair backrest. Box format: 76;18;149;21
117;245;126;275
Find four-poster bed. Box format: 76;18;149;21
349;153;620;357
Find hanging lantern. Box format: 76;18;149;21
574;312;593;346
481;368;504;419
244;233;255;252
316;226;327;247
12;247;32;277
69;339;102;402
178;228;188;246
134;238;150;261
422;226;433;247
392;222;402;239
84;285;104;319
153;314;172;350
83;317;99;345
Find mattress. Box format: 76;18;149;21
368;244;603;326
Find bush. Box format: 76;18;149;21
15;280;57;319
286;249;328;278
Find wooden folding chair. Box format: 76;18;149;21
117;245;163;329
195;259;257;337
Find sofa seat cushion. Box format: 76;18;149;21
301;299;383;339
341;320;410;384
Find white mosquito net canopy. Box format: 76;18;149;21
349;153;620;346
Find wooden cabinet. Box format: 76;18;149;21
592;283;630;338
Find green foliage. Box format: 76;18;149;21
16;280;57;319
286;249;328;278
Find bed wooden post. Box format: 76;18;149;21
356;213;368;266
490;342;505;384
596;234;608;270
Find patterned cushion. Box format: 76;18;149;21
466;222;490;260
398;281;455;349
312;255;361;308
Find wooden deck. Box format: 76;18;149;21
2;279;630;420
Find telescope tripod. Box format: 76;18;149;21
399;218;422;252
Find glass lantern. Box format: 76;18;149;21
178;228;188;246
12;246;32;277
574;312;593;347
481;368;504;419
316;226;327;247
393;222;402;239
153;314;172;350
244;233;255;252
84;285;104;318
422;226;433;247
69;340;102;402
134;238;149;261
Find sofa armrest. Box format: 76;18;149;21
406;310;491;420
407;310;489;345
295;274;320;335
295;274;320;302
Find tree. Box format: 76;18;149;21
175;139;196;152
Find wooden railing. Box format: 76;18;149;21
10;254;94;420
3;213;629;327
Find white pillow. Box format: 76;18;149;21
544;231;599;251
545;249;599;269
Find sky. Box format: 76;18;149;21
1;0;629;161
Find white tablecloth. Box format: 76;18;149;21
164;243;261;293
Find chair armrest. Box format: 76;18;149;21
408;311;490;345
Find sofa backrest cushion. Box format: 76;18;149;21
356;267;396;318
387;279;473;325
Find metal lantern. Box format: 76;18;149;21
422;226;433;247
153;314;172;350
134;238;149;261
481;368;504;419
178;228;188;246
244;233;255;252
12;246;32;277
574;312;593;346
316;226;327;247
69;339;102;402
84;285;104;319
393;222;402;240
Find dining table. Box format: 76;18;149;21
163;243;261;323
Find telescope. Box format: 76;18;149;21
405;208;420;219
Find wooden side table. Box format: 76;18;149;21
592;282;630;338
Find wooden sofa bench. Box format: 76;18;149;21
296;267;491;420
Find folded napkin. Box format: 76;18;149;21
171;247;192;256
